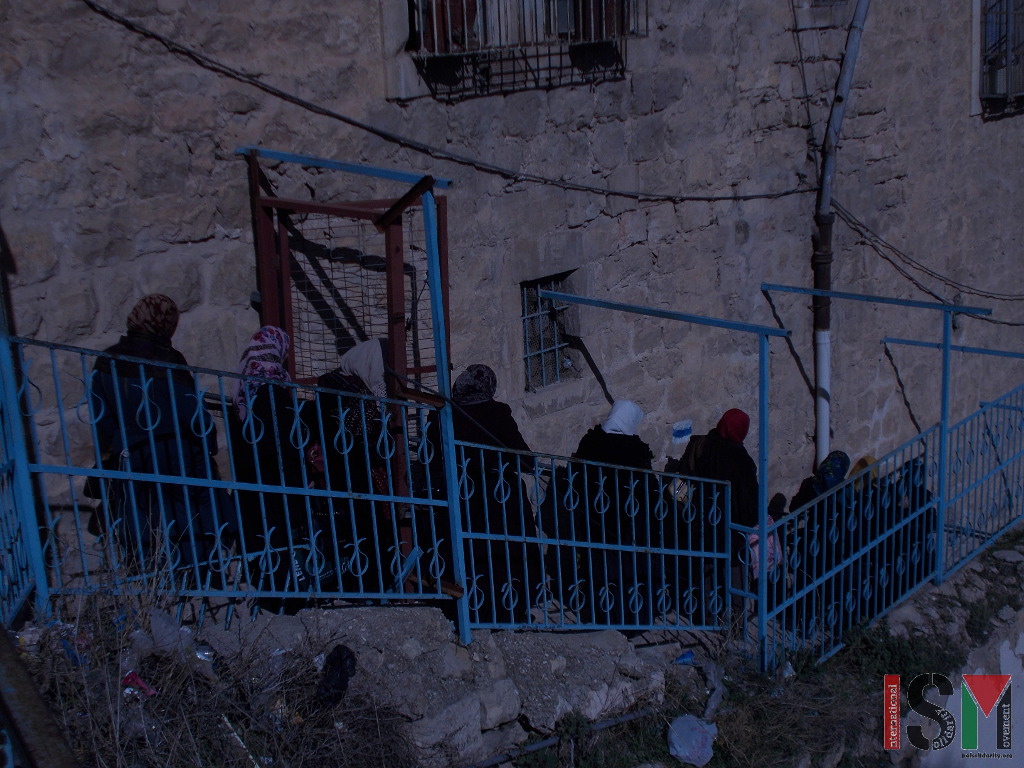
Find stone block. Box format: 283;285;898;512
478;722;528;761
478;677;521;730
139;255;202;311
41;275;97;340
404;694;484;763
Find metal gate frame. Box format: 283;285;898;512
240;147;452;395
235;148;475;638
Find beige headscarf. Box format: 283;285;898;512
336;340;386;397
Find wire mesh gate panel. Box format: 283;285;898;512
247;159;449;399
280;207;446;393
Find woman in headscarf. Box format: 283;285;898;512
89;294;223;575
230;326;312;614
424;364;539;624
789;450;851;513
668;408;760;621
315;339;394;594
570;400;661;623
677;408;759;529
787;449;854;639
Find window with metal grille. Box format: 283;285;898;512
521;272;576;390
982;0;1024;114
407;0;648;102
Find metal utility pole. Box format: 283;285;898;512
812;0;871;465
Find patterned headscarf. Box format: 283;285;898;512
234;326;290;419
813;450;851;494
126;294;179;341
335;340;387;398
453;364;497;405
602;400;644;436
716;408;750;444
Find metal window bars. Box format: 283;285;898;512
522;275;573;390
407;0;648;101
981;0;1024;110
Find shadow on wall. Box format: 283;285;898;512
0;216;16;334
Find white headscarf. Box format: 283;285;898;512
602;400;644;436
336;340;387;398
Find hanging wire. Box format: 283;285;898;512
834;200;1024;302
78;0;816;205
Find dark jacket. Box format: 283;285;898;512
678;430;759;529
89;331;222;566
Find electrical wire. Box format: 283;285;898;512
834;199;1024;302
78;0;816;205
834;200;1024;326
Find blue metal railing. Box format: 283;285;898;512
3;337;459;619
750;382;1024;666
0;335;731;637
3;332;1024;666
448;442;731;631
753;428;941;666
943;383;1024;575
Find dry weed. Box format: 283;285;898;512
18;589;417;768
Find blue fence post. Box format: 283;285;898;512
421;189;471;643
756;331;770;667
934;311;952;584
0;337;49;622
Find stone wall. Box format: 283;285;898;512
2;0;1024;495
200;606;686;767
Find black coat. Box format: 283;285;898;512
678;430;759;529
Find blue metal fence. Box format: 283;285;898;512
451;442;731;630
4;337;459;621
944;383;1024;575
750;381;1024;666
752;427;941;665
0;380;33;624
0;335;731;638
3;333;1024;666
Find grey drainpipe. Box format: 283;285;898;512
813;0;871;465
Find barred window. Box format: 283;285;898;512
981;0;1024;114
521;272;576;390
407;1;648;101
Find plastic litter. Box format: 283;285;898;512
667;714;717;767
673;650;699;666
701;661;726;719
121;670;157;698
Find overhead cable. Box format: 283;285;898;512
79;0;816;204
834;200;1024;302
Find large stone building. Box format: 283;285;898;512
3;0;1023;493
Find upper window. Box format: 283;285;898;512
981;1;1024;116
407;1;648;102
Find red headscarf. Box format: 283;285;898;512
716;408;750;444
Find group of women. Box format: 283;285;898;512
93;293;930;632
87;294;768;621
89;296;400;612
